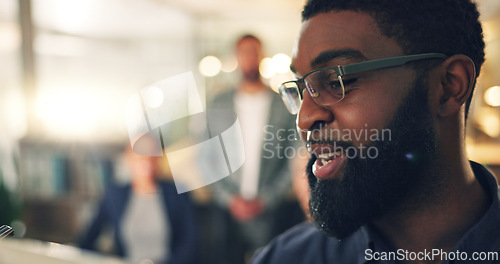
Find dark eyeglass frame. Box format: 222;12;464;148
279;53;448;114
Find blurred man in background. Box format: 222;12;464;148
206;34;303;264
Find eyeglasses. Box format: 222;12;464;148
278;53;447;114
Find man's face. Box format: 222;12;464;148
237;38;263;81
292;11;438;238
293;11;415;147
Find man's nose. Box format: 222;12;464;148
297;91;334;139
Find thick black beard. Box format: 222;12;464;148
307;74;437;239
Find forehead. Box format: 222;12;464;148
292;11;404;74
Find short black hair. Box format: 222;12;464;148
302;0;485;119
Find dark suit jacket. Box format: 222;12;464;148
79;181;198;264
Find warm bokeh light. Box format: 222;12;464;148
269;73;293;93
482;115;500;138
271;53;292;74
259;57;274;79
477;107;500;138
484;86;500;107
199;56;222;77
221;56;238;73
260;53;292;79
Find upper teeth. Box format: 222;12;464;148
317;149;343;160
317;153;334;159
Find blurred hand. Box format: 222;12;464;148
229;196;264;222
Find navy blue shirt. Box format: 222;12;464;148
251;162;500;264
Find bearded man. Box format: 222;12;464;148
251;0;500;263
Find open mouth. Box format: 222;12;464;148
316;148;344;166
310;145;347;181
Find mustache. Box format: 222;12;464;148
305;139;354;151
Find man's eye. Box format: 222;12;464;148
327;78;357;92
341;78;358;88
327;81;343;90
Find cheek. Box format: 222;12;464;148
335;107;379;145
334;79;409;145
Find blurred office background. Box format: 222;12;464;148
0;0;499;263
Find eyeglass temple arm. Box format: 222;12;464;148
339;53;447;76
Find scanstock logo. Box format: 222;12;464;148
126;72;245;193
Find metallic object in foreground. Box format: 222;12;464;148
0;225;14;239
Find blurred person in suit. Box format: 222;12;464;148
205;34;303;264
79;137;198;264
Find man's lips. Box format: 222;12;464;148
309;143;348;181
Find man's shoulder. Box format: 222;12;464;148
250;222;328;264
251;223;368;264
251;222;370;264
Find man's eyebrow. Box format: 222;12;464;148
289;49;366;75
311;49;366;68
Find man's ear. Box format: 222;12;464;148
436;55;476;117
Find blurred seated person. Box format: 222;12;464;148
79;137;198;264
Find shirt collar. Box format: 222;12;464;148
446;161;500;261
355;161;500;264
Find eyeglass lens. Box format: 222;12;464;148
279;69;345;114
